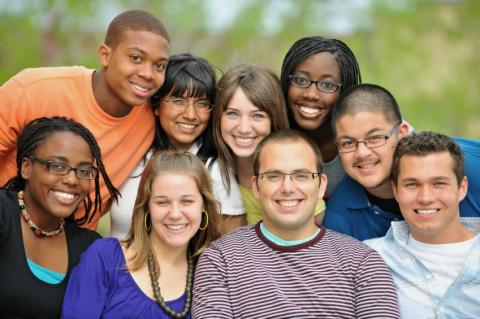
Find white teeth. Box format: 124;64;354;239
235;137;255;143
132;83;148;92
53;191;75;200
358;162;376;168
416;209;438;215
178;123;196;129
278;200;298;207
299;106;321;114
165;224;187;230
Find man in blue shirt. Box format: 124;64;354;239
324;84;480;240
365;131;480;318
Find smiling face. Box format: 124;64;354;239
336;112;408;198
148;173;203;250
221;87;272;159
99;30;170;115
252;140;326;240
287;52;341;131
156;94;211;150
393;153;468;244
21;131;93;225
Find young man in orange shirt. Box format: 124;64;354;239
0;10;170;229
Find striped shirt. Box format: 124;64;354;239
193;224;399;318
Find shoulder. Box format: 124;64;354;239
87;237;120;252
0;190;19;221
454;136;480;155
0;189;17;206
206;158;221;177
65;222;102;247
326;176;367;213
11;66;92;87
323;229;378;257
0;190;20;239
324;178;353;215
77;237;121;260
363;236;387;252
206;157;246;216
206;157;235;180
205;226;256;252
329;176;362;198
322;230;389;270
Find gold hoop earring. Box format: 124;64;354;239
144;211;151;232
199;210;208;231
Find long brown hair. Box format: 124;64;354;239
123;150;222;271
211;64;289;192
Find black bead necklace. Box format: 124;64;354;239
147;250;193;318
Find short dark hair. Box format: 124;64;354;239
331;83;403;135
150;53;217;161
105;10;170;48
3;117;120;225
253;129;323;176
391;131;464;186
280;36;361;129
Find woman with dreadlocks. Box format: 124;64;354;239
0;116;119;318
280;36;362;202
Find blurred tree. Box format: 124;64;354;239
0;0;478;137
354;0;480;137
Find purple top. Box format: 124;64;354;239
61;238;190;319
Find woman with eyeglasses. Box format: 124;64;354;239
0;116;119;318
110;53;243;238
280;36;362;203
62;150;222;319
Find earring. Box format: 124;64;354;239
199;210;209;231
144;211;151;232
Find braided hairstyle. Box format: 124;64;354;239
3;117;120;225
280;36;362;130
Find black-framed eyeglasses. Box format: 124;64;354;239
29;156;98;180
288;74;342;93
335;122;402;153
162;97;213;113
257;171;321;184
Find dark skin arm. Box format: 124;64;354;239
221;214;246;234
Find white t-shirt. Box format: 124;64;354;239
206;158;245;217
407;233;479;297
110;145;245;239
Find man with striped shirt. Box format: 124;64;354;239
193;129;399;318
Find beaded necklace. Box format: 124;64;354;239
18;191;65;238
147;250;193;318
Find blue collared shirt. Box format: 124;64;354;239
454;137;480;214
324;137;480;241
365;218;480;319
323;175;403;240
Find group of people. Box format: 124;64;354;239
0;8;479;319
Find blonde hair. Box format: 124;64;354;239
123;150;222;272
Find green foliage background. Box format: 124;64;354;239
1;0;479;138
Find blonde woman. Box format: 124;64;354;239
62;151;222;319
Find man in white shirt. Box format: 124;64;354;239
365;131;480;318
